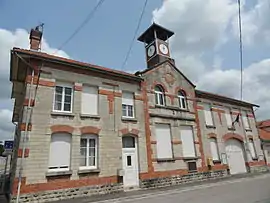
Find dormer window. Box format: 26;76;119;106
178;90;187;109
155;85;165;106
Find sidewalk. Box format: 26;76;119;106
51;171;269;203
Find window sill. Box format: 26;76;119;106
46;170;72;177
80;114;100;119
245;128;252;132
213;160;222;164
78;168;100;174
183;157;200;161
228;127;235;131
51;111;75;117
155;105;189;112
206;125;216;129
121;117;138;123
156;158;175;163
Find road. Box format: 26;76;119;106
57;173;270;203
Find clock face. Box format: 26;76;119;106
147;45;156;57
159;44;169;55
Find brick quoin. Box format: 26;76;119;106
23;99;35;107
50;125;74;134
80;126;101;135
17;148;30;158
74;83;82;91
20;123;32;131
208;133;217;139
223;133;244;142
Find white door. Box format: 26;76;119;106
225;139;247;175
122;136;139;188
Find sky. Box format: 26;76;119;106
0;0;270;141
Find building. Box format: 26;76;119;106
257;120;270;166
9;24;267;202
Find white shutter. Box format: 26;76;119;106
225;109;232;127
180;126;196;157
242;114;250;129
204;105;214;126
155;124;172;159
122;92;134;106
49;133;71;170
81;86;98;115
248;139;256;159
209;138;219;160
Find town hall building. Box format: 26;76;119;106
9;23;267;202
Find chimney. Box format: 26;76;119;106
29;26;43;50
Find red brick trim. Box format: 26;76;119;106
194;141;200;144
223;133;244;142
208;133;217;139
99;89;122;114
80;126;101;135
23;99;35;107
135;95;144;101
151;81;168;92
18;149;30;158
140;169;188;180
175;86;187;95
172;140;182;145
247;135;253;140
50;125;74;134
151;141;157;144
232;112;241;116
196;105;204;110
212;108;225;113
119;128;139;137
20;123;32;131
26;76;55;87
246;160;265;167
74;84;82;91
247;114;254;118
12;176;118;195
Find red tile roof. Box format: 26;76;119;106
257;120;270;141
12;48;142;81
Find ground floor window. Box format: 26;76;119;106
80;135;98;169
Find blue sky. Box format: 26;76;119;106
0;0;270;140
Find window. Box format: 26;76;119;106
178;91;187;109
209;138;220;161
122;92;134;118
187;162;197;172
242;112;251;130
81;85;98;115
248;138;257;159
80;135;98;169
155;85;165;106
122;136;135;148
225;108;233;128
180;126;196;158
155;124;173;159
204;104;214;126
48;133;71;172
53;83;73;112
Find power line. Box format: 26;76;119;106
121;0;149;70
237;0;243;101
54;0;106;54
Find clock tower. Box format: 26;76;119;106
138;23;174;69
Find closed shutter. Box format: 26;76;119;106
248;139;256;159
155;124;173;159
180;126;196;157
81;86;98;115
49;133;71;170
225;109;232;127
242;113;250;129
204;105;214;126
209;138;219;160
122;92;134;106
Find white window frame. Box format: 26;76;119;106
155;86;165;106
122;91;135;118
48;133;71;172
248;138;257;160
178;91;187;110
209;138;220;161
80;135;98;170
81;85;99;115
53;82;73;113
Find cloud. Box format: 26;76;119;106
0;28;69;140
153;0;270;120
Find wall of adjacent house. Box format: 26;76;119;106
196;98;264;167
16;65;147;187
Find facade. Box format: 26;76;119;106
257;120;270;166
9;24;268;202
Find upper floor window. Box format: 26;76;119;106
53;82;73;113
81;85;98;115
178;90;187;109
204;104;214;126
225;108;233;128
155;85;165;106
80;135;98;169
122;92;134;118
242;111;251;130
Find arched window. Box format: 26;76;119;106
209;138;220;161
48;133;72;172
155;85;165;106
178;90;187;109
80;134;98;169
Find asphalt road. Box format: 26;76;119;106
62;173;270;203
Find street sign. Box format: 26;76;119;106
4;141;14;150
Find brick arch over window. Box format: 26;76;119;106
50;125;74;134
151;81;168;92
223;133;244;142
119;128;139;137
175;86;188;96
208;133;217;139
80;126;101;135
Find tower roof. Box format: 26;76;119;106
137;23;174;44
